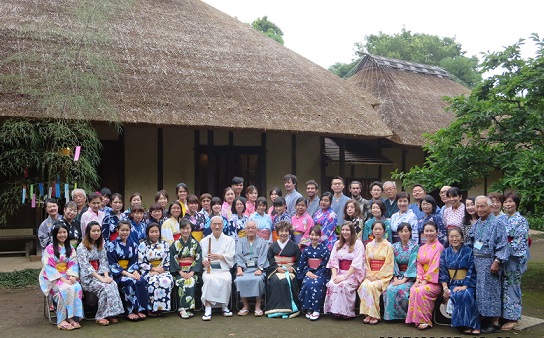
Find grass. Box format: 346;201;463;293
0;268;40;288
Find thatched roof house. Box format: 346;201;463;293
348;54;470;146
0;0;392;139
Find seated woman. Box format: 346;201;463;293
439;227;480;335
107;220;148;321
234;220;269;316
297;226;331;321
383;222;419;321
405;221;445;330
39;221;83;330
265;221;302;318
363;200;392;245
291;197;315;248
170;218;203;319
76;221;124;326
184;194;207;233
323;222;365;319
358;220;394;324
138;222;174;317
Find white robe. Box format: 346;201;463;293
200;233;235;305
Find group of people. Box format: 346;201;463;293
38;175;529;334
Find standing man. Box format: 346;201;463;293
284;174;302;217
470;196;508;333
349;181;370;221
331;176;350;226
439;185;452;217
200;216;236;321
409;184;426;219
231;177;244;197
369;181;385;203
305;180;320;218
383;181;398;218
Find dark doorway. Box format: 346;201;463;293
97;139;124;195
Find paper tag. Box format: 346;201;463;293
74;146;81;161
474;241;483;250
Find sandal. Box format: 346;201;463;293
237;309;249;316
107;317;119;324
472;329;481;334
417;323;431;330
463;329;472;334
202;313;212;321
96;318;110;326
127;313;139;321
254;310;264;317
57;321;74;331
68;320;81;329
223;310;233;317
179;310;190;319
368;318;379;325
147;311;157;318
137;312;147;320
363;316;371;324
502;321;519;331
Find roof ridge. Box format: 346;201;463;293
361;53;451;79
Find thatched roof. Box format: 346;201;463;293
348;54;470;146
0;0;392;139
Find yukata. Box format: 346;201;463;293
249;212;273;243
417;212;446;246
62;218;82;248
285;190;303;217
297;242;331;313
220;202;233;220
409;203;425;220
161;217;181;247
39;244;83;324
291;212;314;246
362;217;392;245
38;215;62;249
331;194;350;226
76;244;124;320
235;236;269;298
313;208;338;250
80;209;105;237
102;211;122;243
204;215;231;237
502;212;529;321
265;240;301;318
200;233;235;307
469;214;508;317
384;199;399;219
306;197;320;218
443;203;466;228
184;212;207;232
128;219;147;244
138;240;174;312
323;240;365;318
405;240;444;327
244;200;255;217
439;244;479;330
383;240;419;320
345;217;364;238
229;214;249;243
107;238;148;315
358;239;394;319
169;236;202;312
390;210;418;244
272;212;291;242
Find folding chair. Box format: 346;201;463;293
43;295;57;324
433;295;452;326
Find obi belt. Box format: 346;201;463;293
338;259;352;271
308;258;322;269
369;259;385;272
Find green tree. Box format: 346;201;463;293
328;59;359;78
251;16;284;45
392;34;544;217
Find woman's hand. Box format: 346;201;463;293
277;267;285;273
287;266;295;273
306;271;317;280
367;275;378;282
392;277;406;286
453;286;467;292
132;271;141;280
333;275;345;284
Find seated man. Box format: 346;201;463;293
200;216;236;321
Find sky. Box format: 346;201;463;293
202;0;543;69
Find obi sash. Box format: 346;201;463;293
308;258;322;269
149;259;162;268
237;229;247;238
179;257;195;267
448;268;467;280
338;259;352;271
118;259;129;269
173;233;181;241
369;259;385;272
398;263;408;272
292;231;304;244
109;232;119;242
275;255;295;268
89;260;100;271
56;262;68;274
258;229;271;241
191;231;204;242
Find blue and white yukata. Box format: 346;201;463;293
297;242;331;313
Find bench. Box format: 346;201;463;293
0;228;36;258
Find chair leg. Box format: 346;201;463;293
43;295;57;324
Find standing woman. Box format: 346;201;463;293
383;222;419;321
138;222;174;316
80;192;106;236
291;197;315;248
128;204;147;244
323;222;365;319
363;200;392;245
501;192;529;331
38;198;62;250
39;221;83;330
462;197;478;243
184;194;207;233
199;193;212;219
170;218;203;319
230;196;249;243
443;187;466;228
313;192;338;250
297;226;331;321
175;183;189;217
102;193;124;243
418;195;446;246
358;221;394;324
390;192;419;244
343;199;364;238
62;201;82;248
204;197;230;236
405;221;445;330
148;203;165;226
265;221;302;318
77;221;124;326
439;227;480;335
268;187;283;218
249;197;273;243
123;193;143;220
107;220;148;321
162;202;182;246
154;190;169;218
221;187;236;220
244;185;258;217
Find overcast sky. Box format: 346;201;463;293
202;0;543;69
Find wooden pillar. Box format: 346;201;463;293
291;134;297;174
320;137;326;191
157;127;163;191
260;133;267;196
339;139;346;178
194;130;200;195
207;130;215;194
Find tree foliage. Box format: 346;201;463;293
392;34;544;217
0;119;102;225
329;28;482;88
251;16;284;45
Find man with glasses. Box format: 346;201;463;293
383;181;398;218
439;185;452;217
